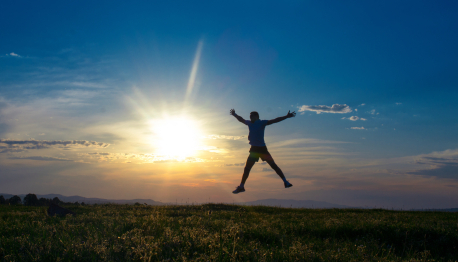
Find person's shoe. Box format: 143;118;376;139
232;186;245;194
284;181;293;188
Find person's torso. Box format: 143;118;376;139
246;120;268;146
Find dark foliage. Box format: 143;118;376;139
38;198;51;206
52;197;61;204
8;195;22;205
47;202;76;217
23;193;39;206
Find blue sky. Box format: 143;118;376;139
1;1;458;208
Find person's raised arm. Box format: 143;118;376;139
230;109;247;124
266;110;296;125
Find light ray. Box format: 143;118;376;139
185;40;203;103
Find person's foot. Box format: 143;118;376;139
232;186;245;194
284;181;293;188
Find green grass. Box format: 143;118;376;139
0;204;457;261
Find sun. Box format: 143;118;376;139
150;117;202;160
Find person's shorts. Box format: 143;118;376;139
248;146;273;162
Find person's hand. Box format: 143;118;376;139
230;109;236;116
286;110;296;118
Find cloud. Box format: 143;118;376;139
343;116;367;121
407;150;458;180
349;116;359;121
298;104;352;114
408;163;458;180
154;159;179;163
421;157;458;165
204;135;245;140
350;127;365;130
359;103;365;106
0;99;10;136
396;103;402;105
9;156;72;161
81;152;207;164
368;109;379;115
224;162;244;167
4;52;22;58
87;152;111;155
262;168;272;172
0;139;110;153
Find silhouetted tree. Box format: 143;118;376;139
52;197;61;204
38;198;50;206
23;193;39;206
0;195;5;205
9;195;22;205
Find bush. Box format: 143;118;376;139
23;194;39;206
52;197;61;204
38;198;51;206
8;195;22;205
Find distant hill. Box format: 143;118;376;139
1;193;457;211
240;198;351;208
0;194;349;208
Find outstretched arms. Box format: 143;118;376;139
230;109;247;124
266;110;296;125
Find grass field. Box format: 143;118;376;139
0;204;457;261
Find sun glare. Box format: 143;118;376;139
150;117;202;160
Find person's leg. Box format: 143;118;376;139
240;157;256;186
266;159;287;181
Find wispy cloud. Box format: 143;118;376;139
408;150;458;180
298;104;352;114
4;52;22;58
269;138;350;148
350;127;365;130
224;163;244;167
204;135;245;140
9;156;72;161
368;109;379;115
80;152;208;164
343;116;367;121
0;139;110;153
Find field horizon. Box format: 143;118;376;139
2;192;458;212
1;203;457;261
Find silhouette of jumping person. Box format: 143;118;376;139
230;109;296;194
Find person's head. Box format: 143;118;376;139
250;111;259;122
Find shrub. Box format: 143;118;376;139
8;195;22;205
23;193;39;206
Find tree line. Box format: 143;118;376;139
0;194;87;206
